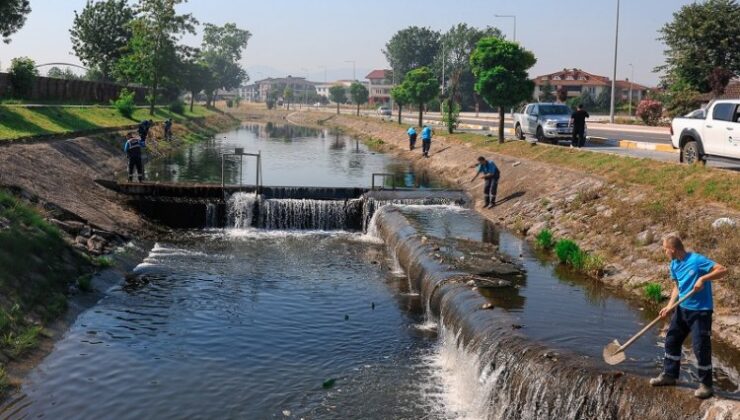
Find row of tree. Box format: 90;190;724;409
66;0;251;114
382;24;535;139
384;36;536;142
383;24;502;117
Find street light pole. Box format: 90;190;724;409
494;14;516;41
609;0;620;124
628;63;634;117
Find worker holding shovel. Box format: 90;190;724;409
649;235;727;399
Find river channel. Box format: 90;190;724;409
1;123;737;419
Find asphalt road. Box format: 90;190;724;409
311;107;672;144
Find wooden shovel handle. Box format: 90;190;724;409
617;289;697;353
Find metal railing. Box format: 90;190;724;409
371;173;400;190
221;148;262;198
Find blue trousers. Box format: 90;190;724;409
484;176;499;206
663;307;712;386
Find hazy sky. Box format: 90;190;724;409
0;0;695;86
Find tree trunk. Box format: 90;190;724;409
498;107;505;144
190;91;195;112
446;97;454;134
475;96;480;117
149;79;157;116
357;103;360;116
418;104;423;128
336;102;340;115
397;104;402;124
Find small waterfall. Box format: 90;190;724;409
257;198;362;230
362;197;459;232
227;192;258;228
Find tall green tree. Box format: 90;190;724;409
283;86;294;110
383;26;441;82
390;85;409;124
438;24;501;132
47;66;81;80
470;37;536;143
180;50;212;111
200;23;251;104
656;0;740;93
115;0;197;115
400;67;440;128
8;57;38;98
349;82;369;116
70;0;134;81
329;85;346;114
0;0;30;44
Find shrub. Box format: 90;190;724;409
225;99;234;108
584;254;606;276
644;282;663;302
92;256;113;268
8;57;38;98
636;99;663;126
535;229;555;249
77;274;93;292
168;100;185;114
112;88;136;118
555;239;580;264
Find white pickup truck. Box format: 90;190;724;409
670;99;740;164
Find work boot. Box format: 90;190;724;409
694;384;713;399
649;373;677;387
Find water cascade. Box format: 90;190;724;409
371;205;736;419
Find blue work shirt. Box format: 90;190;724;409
421;126;432;140
477;160;499;177
670;252;715;310
407;127;416;136
124;138;146;156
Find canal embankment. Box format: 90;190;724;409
372;205;738;418
289;111;740;353
0;111;239;398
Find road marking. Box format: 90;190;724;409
619;139;678;153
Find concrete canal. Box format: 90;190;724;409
1;123;738;419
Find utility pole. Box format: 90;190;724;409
301;67;309;108
494;14;516;41
609;0;620;124
319;65;327;83
628;63;634;117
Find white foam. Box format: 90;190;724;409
422;324;498;420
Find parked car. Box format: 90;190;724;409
513;103;578;144
377;106;391;116
670;99;740;164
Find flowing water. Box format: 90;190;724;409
146;123;439;189
4;123;738;419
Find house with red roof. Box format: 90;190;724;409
365;69;393;105
533;68;650;103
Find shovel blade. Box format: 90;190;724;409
603;340;626;365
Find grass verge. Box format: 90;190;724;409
0;105;217;141
0;190;89;367
450;133;740;211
